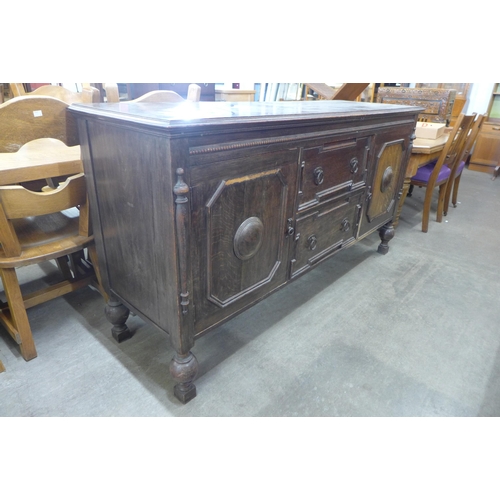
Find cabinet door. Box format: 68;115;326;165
470;127;500;167
190;148;298;335
358;124;413;237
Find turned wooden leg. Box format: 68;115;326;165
377;223;395;255
0;268;37;361
452;175;462;207
105;297;132;343
436;184;446;223
170;351;199;403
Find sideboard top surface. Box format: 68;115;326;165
70;100;422;131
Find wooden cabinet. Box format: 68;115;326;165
70;100;420;403
469;83;500;174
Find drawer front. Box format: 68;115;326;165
299;135;370;210
291;191;363;278
481;123;500;134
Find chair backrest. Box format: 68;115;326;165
377;87;456;124
460;114;485;163
446;114;476;174
429;113;477;186
10;83;100;104
103;83;202;103
0;173;89;258
0;95;79;153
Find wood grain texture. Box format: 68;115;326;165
71;100;421;402
0;96;79;152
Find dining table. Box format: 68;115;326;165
0;138;82;186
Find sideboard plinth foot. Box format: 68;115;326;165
170;352;199;404
105;299;132;343
377;223;395;255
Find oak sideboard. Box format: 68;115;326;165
70;100;420;403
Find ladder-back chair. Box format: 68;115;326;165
10;83;100;104
0;95;103;361
409;113;473;232
444;114;485;213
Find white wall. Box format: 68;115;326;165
464;83;495;115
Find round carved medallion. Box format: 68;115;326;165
234;217;264;261
381;166;394;192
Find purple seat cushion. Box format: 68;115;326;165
411;162;451;184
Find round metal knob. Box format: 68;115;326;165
307;235;317;251
350;157;359;174
313;167;324;185
341;218;350;232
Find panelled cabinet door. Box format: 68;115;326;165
190;148;298;334
358;125;413;237
470;127;500;167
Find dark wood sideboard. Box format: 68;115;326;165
70;100;421;403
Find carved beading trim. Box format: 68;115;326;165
190;136;293;155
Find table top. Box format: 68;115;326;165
0;138;82;186
69;100;424;130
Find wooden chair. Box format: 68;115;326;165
0;95;79;153
444;114;485;213
0;95;103;361
103;83;202;103
409;113;473;232
9;83;100;104
0;173;99;361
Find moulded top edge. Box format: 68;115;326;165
69;100;424;129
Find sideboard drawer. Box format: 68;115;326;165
299;136;370;211
291;191;363;277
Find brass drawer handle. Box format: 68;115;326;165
313;167;324;185
350;157;359;174
307;235;317;251
492;127;500;131
341;218;351;232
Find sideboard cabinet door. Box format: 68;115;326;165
190;148;299;335
358;124;413;237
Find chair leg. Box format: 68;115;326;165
436;184;447;223
452;174;462;207
443;176;454;216
87;245;109;302
421;185;434;233
0;268;37;361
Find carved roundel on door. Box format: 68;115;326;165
234;216;264;260
381;166;394;192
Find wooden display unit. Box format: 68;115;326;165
70;100;420;403
469;83;500;174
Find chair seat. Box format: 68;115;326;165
411;162;451;184
0;210;92;267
